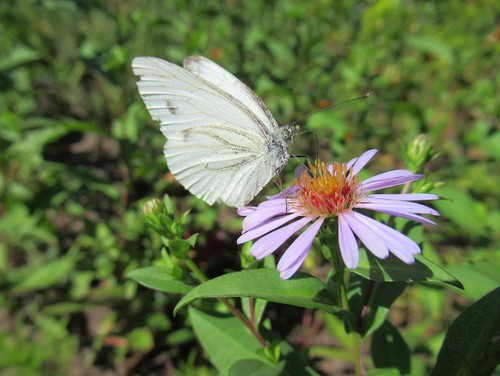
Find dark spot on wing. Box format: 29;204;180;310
166;100;177;114
181;128;191;141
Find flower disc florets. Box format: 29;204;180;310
291;161;361;217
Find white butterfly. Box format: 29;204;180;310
132;56;296;208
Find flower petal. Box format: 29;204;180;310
368;210;438;225
356;200;440;216
367;193;439;201
242;200;288;232
338;214;360;269
257;198;289;208
356;198;439;225
278;218;324;279
360;170;423;192
266;184;299;199
353;213;420;263
346;149;378;175
342;212;390;259
237;212;301;244
294;164;307;178
237;206;257;216
249;216;313;259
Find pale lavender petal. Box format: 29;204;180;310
242;201;288;232
257;198;289;208
266;184;299;200
366;209;438;225
237;212;301;244
279;251;308;279
360;170;423;192
237;206;257;216
346;149;378;175
338;214;359;269
354;213;420;263
367;193;439;201
342;212;389;259
250;216;313;259
294;164;307;178
356;200;440;216
278;218;324;279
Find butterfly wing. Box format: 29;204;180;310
183;56;279;132
132;56;279;207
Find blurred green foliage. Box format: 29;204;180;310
0;0;498;374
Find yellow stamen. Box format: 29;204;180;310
291;160;360;217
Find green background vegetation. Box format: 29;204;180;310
1;0;499;374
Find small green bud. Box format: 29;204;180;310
404;134;437;173
141;198;166;234
261;343;281;363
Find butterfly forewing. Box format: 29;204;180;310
133;57;270;139
183;56;279;133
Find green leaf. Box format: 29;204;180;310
229;359;285;376
348;275;407;336
430;288;500;376
433;187;488;238
367;369;401;376
261;328;321;375
10;251;79;293
174;269;336;315
164;328;194;346
189;307;265;375
0;45;40;71
480;131;500;160
372;320;410;374
406;36;454;64
126;328;154;352
127;266;193;294
352;248;463;289
446;264;500;300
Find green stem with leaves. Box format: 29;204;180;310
320;219;365;376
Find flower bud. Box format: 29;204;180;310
404;134;436;173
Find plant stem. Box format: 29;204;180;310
219;298;268;348
337;270;365;376
320;220;365;375
185;258;208;283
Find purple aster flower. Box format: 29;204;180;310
237;150;439;279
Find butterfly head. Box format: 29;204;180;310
266;124;298;173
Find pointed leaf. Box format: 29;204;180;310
430;288;500;376
348;275;407;336
352;248;463;288
189;307;264;375
11;251;79;293
372;320;410;374
127;266;193;294
175;269;336;315
229;359;285;376
446;264;500;300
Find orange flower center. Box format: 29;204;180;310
291;160;360;217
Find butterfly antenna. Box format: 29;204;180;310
291;93;370;127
